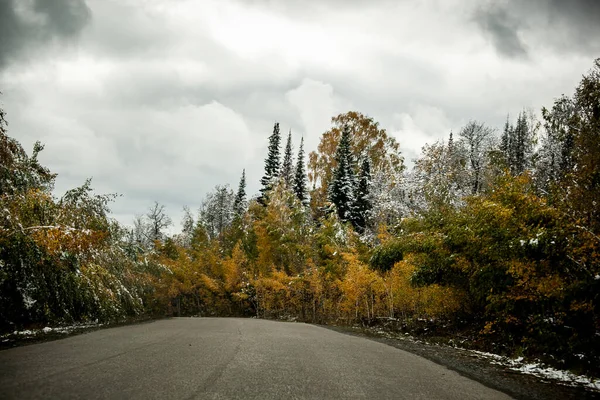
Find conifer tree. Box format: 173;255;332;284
500;111;534;175
293;137;308;206
281;130;294;187
259;123;281;205
352;154;372;233
500;116;512;162
513;112;529;174
233;169;247;217
328;125;357;223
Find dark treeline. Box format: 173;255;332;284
1;59;599;375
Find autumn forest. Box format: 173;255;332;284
1;59;599;376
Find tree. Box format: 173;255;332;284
281;131;294;188
293;137;308;206
500;111;536;175
566;58;600;234
500;116;513;166
458;121;495;195
132;214;151;249
367;168;406;233
259;123;281;205
352;155;372;233
0;106;56;196
0;112;150;330
179;205;195;248
146;201;172;243
308;111;403;211
537;59;600;235
409;137;469;214
233;169;247;217
328;125;357;223
253;182;311;275
199;185;235;241
536;96;577;193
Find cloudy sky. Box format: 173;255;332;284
1;0;598;230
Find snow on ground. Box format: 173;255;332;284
468;350;600;391
1;322;104;342
364;325;600;392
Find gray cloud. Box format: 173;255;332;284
474;6;527;59
474;0;600;58
0;0;91;69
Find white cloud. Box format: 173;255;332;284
389;104;456;165
286;79;352;153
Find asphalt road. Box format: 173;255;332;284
0;318;513;399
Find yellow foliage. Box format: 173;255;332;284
387;256;463;319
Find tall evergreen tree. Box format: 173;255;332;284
500;111;534;175
352;154;372;233
259;122;281;205
513;112;529;174
281;130;294;187
328;125;357;223
500;116;512;161
293;137;308;206
233;169;247;217
538;95;577;190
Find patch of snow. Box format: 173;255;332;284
469;350;600;391
22;295;36;309
1;322;104;340
13;330;36;336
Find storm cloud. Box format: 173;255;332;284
0;0;91;68
474;0;600;58
474;7;527;59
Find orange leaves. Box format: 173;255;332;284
31;227;106;260
507;259;564;301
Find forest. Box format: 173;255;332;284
1;59;599;376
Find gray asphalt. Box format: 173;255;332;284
0;318;512;399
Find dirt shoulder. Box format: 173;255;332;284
323;325;600;400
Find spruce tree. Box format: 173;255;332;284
233;169;247;217
281;130;294;187
259;122;281;205
513;112;528;174
352;154;372;233
293;137;308;206
500;116;512;161
501;111;534;175
328;125;357;223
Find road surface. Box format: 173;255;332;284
0;318;512;399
